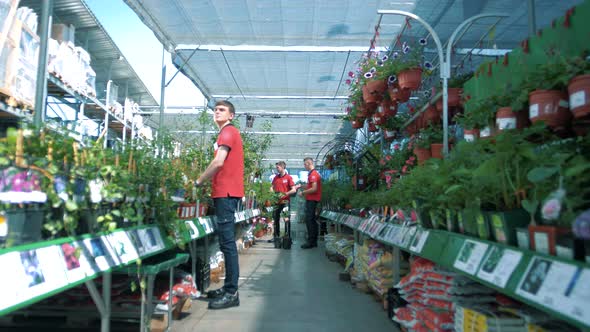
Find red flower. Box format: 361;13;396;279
348;71;354;78
394;144;400;150
345;79;352;85
409;156;416;161
402;166;408;173
385;155;392;161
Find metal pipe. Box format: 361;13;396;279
102;272;111;332
528;0;537;37
33;0;53;126
159;46;166;132
446;13;509;155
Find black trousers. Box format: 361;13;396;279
304;200;319;245
273;202;290;237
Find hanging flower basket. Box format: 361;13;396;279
381;98;398;117
435;88;463;111
372;113;385;126
351;119;365;129
568;74;590;119
388;83;412;103
398;68;422;91
528;90;572;132
362;79;387;104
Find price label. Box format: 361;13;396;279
185;220;200;239
476;246;522;288
529;103;539;118
453;240;489;275
566;268;590;326
401;227;417;248
409;229;430;254
570;91;586;109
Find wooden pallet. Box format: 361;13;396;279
0;89;34;114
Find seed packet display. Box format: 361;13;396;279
106;231;139;264
59;241;94;283
185;220;200;239
82;236;119;272
15;247;68;303
127;229;146;256
198;217;214;234
409;228;429;254
476;246;522;288
453;240;489;275
137;227;165;254
0;252;23;310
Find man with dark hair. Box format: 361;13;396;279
269;161;298;244
196;99;243;309
298;157;322;249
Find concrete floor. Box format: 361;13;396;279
173;233;399;332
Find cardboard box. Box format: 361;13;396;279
51;23;75;44
0;0;19;59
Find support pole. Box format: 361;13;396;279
33;0;53;126
528;0;537;37
158;47;167;132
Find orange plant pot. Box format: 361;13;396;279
387;83;412;102
528;90;572;131
430;143;444;159
372;113;385;126
413;147;432;165
568;74;590;119
435;88;463;111
362;79;387;103
398;68;422;91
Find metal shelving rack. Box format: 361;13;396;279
321;210;590;331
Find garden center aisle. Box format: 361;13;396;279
175;232;398;332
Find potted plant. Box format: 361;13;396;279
567;55;590;119
435;72;473;111
395;38;431;91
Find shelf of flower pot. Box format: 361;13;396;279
0;224;170;317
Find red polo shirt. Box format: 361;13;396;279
305;169;322;202
212;124;244;198
272;173;295;202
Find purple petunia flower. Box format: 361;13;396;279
377;60;383;66
370;67;377;74
419;38;427;46
382;55;388;62
393;52;399;59
424;61;433;69
403;46;410;54
402;42;408;50
364;72;373;79
388;75;397;84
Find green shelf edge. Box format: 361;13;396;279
0;209;258;318
323;210;590;331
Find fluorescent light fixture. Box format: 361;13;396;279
390;2;415;5
211;95;349;100
176;44;390;53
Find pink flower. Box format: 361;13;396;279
385;155;392;161
402;166;408;173
379;159;386;166
348;71;354;78
409;156;416;161
542;198;562;220
346;79;352;85
394;144;400;150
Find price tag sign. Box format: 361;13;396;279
400;227;417;249
476;246;522;288
184;220;200;239
516;256;582;322
453;239;489;275
409;229;430;254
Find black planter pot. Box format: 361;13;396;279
3;205;43;247
486;209;530;246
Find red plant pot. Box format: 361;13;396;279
435;88;463;111
528;90;572;131
568;74;590;119
398;68;422;91
413;147;432;165
372;113;385;126
388;83;412;102
351;119;364;129
380;98;398;117
430;143;444;159
463;128;479;142
362;79;387;103
423;105;441;125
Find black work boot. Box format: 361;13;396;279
206;288;225;299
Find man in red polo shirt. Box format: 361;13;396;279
196;100;243;310
298;157;322;249
270;161;298;244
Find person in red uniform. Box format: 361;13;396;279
269;161;298;243
195;100;243;310
298;157;322;249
